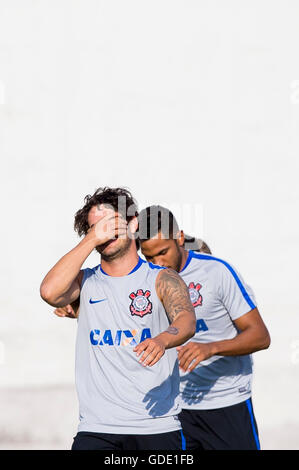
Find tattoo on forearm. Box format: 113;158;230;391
165;326;179;335
156;268;194;323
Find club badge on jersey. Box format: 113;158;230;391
188;282;203;307
129;289;153;317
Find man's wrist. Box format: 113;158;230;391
156;326;181;349
155;331;172;349
209;341;221;356
82;231;100;249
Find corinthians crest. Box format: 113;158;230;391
129;289;153;317
188;282;203;307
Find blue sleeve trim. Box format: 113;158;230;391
81;266;99;287
148;262;166;270
190;252;256;310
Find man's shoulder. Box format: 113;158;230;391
83;264;101;274
184;252;247;288
187;251;230;273
80;265;100;284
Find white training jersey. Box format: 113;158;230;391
75;258;182;434
179;251;256;410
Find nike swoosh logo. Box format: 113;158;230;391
89;298;108;304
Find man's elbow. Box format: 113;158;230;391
261;331;271;350
187;316;196;340
40;282;59;306
256;329;271;351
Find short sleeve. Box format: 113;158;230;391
81;266;99;289
217;261;257;321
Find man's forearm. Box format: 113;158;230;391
155;268;196;350
156;314;196;350
40;234;96;305
209;327;271;357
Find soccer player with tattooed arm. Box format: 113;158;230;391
40;187;196;451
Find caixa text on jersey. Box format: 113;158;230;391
89;328;152;346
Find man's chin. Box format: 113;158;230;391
103;238;119;250
95;238;116;254
98;237;132;261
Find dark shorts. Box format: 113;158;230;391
179;398;260;450
72;429;186;451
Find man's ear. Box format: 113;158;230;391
177;230;185;247
128;216;139;235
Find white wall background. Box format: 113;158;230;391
0;0;298;449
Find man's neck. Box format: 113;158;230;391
179;248;189;272
100;246;140;277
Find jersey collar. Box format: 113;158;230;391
100;256;146;276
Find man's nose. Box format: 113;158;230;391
154;258;166;267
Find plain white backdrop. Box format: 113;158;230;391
0;0;298;449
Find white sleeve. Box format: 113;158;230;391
217;261;257;321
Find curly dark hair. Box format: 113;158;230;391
74;187;139;237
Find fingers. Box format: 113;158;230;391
138;343;156;366
134;340;165;367
53;305;76;318
114;223;128;239
144;350;164;367
94;214;128;241
139;346;163;367
134;339;150;360
178;348;197;372
99;216;126;232
177;343;193;361
65;305;76;316
54;308;66;317
186;357;202;373
104;214;127;227
178;343;204;372
96;205;116;219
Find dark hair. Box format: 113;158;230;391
138;205;179;240
184;234;212;254
74;187;139;237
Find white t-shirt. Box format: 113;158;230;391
179;251;256;410
75;258;182;434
